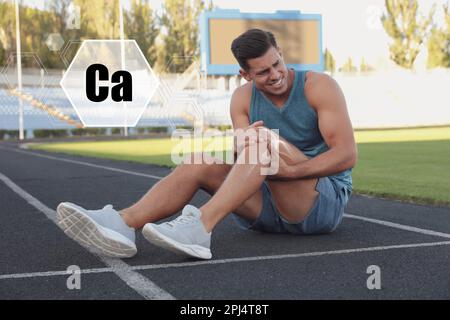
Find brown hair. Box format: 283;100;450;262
231;29;278;70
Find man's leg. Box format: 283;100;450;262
139;144;269;259
120;153;263;229
199;142;269;232
265;133;319;223
56;152;264;259
140;135;321;259
125;128;319;232
200;130;319;231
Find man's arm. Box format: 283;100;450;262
229;84;265;158
279;72;357;180
230;85;251;130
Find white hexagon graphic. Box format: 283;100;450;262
60;40;159;127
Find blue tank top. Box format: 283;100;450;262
249;69;353;192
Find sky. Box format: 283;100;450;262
24;0;449;68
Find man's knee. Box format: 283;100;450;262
236;127;299;168
236;142;272;168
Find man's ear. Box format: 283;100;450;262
239;69;252;82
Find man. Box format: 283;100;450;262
56;29;357;260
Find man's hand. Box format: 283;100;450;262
266;155;294;180
233;120;265;156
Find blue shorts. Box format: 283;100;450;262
232;177;351;235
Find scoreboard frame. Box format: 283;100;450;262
199;9;324;75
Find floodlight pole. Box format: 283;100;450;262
14;0;24;140
119;0;128;137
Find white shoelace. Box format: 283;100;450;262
166;213;197;227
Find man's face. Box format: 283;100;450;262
241;46;289;96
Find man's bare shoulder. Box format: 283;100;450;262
304;71;336;92
304;71;344;110
230;81;253;114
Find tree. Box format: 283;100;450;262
8;3;56;68
339;57;357;73
381;0;434;69
324;48;335;73
427;4;450;68
0;1;15;66
125;0;158;67
155;0;205;73
47;0;71;35
74;0;119;39
42;0;76;69
0;0;212;70
360;58;374;72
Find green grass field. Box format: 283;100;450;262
29;126;450;206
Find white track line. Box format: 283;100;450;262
344;213;450;239
2;240;450;280
2;146;164;180
1;146;450;286
130;240;450;270
6;146;450;241
0;268;111;280
0;171;175;300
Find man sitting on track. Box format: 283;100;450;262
57;29;357;260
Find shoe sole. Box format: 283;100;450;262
56;203;137;258
142;224;212;260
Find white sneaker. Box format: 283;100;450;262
56;202;137;258
142;205;212;260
